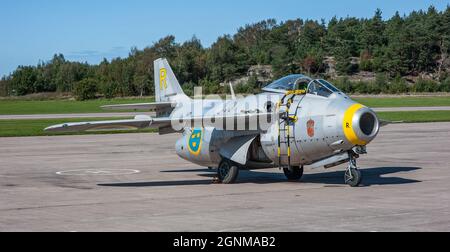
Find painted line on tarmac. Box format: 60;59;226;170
56;169;141;176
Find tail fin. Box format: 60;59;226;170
154;58;189;102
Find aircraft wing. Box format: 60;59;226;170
44;112;277;133
171;112;277;131
44;115;171;132
101;102;173;111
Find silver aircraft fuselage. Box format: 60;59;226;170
175;88;379;169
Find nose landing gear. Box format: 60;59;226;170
345;153;362;187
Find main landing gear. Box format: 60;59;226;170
214;154;363;186
283;166;304;181
345;153;362;187
217;159;240;184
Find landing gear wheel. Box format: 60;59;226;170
345;156;362;187
217;159;239;184
283;166;304;181
345;168;362;187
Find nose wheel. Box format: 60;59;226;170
345;155;362;187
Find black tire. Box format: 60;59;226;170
217;159;239;184
345;168;362;187
283;166;304;181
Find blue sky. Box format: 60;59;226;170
0;0;449;77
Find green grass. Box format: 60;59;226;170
354;96;450;108
0;118;157;137
377;111;450;123
0;97;154;115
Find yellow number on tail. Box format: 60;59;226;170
160;68;167;90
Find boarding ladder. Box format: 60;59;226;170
277;90;306;170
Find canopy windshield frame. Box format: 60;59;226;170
262;74;312;94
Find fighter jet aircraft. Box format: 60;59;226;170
45;58;380;187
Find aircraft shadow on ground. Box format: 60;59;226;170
298;166;421;187
98;166;421;188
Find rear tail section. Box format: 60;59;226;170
154;58;189;103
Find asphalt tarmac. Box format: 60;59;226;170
0;122;449;231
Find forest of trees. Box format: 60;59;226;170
1;6;450;99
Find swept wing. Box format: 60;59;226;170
101;102;174;111
44;112;277;133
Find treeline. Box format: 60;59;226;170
1;6;450;99
334;75;450;94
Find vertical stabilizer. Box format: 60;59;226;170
154;58;189;102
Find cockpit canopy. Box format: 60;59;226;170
262;74;311;92
262;74;341;98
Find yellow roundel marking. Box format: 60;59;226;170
343;104;367;146
160;68;167;89
187;128;203;156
